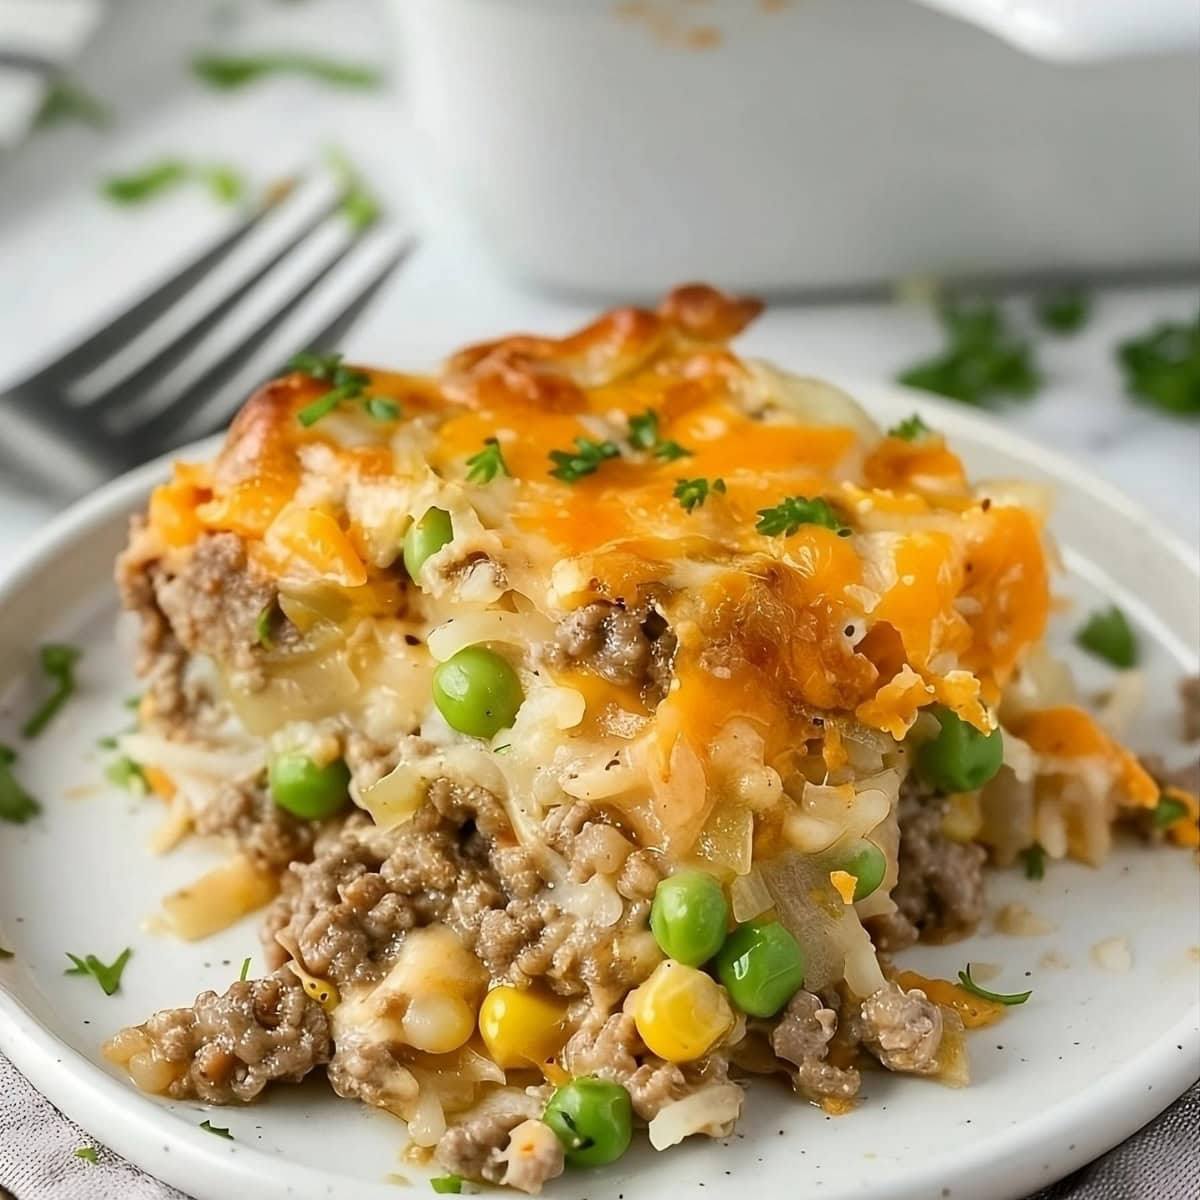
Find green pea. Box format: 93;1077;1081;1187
543;1077;632;1167
268;753;351;820
432;646;524;738
917;704;1004;793
650;870;729;966
841;840;887;902
402;508;453;580
714;919;806;1018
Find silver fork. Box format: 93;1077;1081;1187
2;171;414;496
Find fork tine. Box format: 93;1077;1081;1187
127;222;411;449
67;172;347;410
27;184;301;388
146;226;412;450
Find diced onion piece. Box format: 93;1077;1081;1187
730;867;774;923
160;854;278;941
358;762;424;830
648;1083;744;1151
405;1081;447;1147
833;908;886;997
427;611;554;663
146;794;193;855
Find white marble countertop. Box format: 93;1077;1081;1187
1;0;1197;556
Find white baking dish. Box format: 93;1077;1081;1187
392;0;1200;296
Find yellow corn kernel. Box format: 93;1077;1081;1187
942;791;983;843
288;961;341;1012
478;985;569;1070
632;960;733;1063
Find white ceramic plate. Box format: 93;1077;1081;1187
1;386;1198;1200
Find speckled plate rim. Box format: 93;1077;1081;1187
0;384;1197;1200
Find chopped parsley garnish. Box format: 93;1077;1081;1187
74;1146;99;1164
0;744;39;824
255;602;278;649
199;1119;234;1140
239;956;252;981
201;164;245;205
364;396;401;421
105;756;148;796
628;409;659;450
0;947;13;960
1020;843;1046;881
1035;288;1090;335
125;694;142;710
35;81;111;130
898;301;1040;406
627;409;693;461
887;413;932;441
756;496;850;538
192;52;383;92
64;948;132;997
1075;605;1137;669
22;643;82;738
102;160;245;207
1116;312;1200;416
674;476;725;513
548;437;620;483
653;439;692;461
465;438;510;484
430;1176;463;1194
102;159;187;204
1152;793;1190;830
957;963;1031;1006
328;147;382;232
289;351;399;426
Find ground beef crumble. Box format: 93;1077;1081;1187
770;990;860;1102
867;780;987;951
107;970;331;1102
855;981;944;1075
544;600;677;704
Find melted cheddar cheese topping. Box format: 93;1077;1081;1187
142;285;1057;854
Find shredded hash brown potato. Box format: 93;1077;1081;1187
102;285;1197;1192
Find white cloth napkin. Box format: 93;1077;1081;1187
0;1049;1195;1199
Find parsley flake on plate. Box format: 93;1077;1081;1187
35;81;111;130
23;643;82;738
756;496;849;538
1075;605;1137;669
74;1146;99;1164
239;956;252;981
102;160;245;208
1116;312;1200;416
0;744;39;824
0;947;13;960
674;477;725;513
958;963;1032;1006
548;437;620;483
64;947;133;997
1035;288;1090;335
192;52;383;92
430;1175;463;1194
1019;843;1046;881
898;301;1041;406
465;438;510;484
199;1119;234;1140
105;755;148;796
